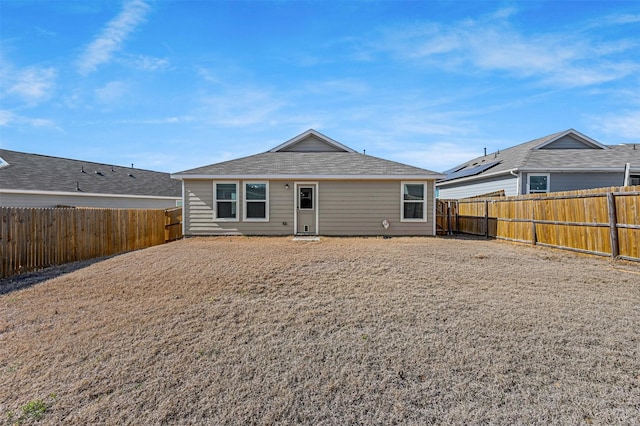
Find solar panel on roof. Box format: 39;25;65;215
445;160;501;180
442;164;466;175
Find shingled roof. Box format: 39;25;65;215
172;129;444;180
0;149;181;197
439;129;640;183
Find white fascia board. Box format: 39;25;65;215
0;188;180;200
436;169;518;187
173;173;446;180
436;166;636;188
520;167;634;173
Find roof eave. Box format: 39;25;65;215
172;173;446;180
0;188;181;200
521;167;638;173
436;168;519;186
437;166;638;187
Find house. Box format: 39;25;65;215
171;129;445;236
436;129;640;199
0;149;181;208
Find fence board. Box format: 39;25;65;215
616;193;640;260
165;208;183;242
0;207;182;279
437;185;640;262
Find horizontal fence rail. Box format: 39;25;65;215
1;207;182;279
437;185;640;262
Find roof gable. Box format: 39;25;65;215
534;129;607;150
269;129;356;153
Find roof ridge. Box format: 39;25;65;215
0;148;167;173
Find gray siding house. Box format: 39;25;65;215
0;149;181;208
437;129;640;199
172;130;445;236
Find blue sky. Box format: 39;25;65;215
1;0;639;173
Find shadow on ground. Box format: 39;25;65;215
0;257;109;295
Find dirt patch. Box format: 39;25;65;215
1;236;639;424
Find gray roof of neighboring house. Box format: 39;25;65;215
0;149;181;197
173;129;444;179
439;129;640;184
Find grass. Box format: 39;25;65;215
1;236;639;424
5;394;56;425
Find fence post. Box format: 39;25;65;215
446;201;452;235
607;192;619;258
484;200;489;238
531;199;537;245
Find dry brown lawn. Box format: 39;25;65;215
1;236;639;425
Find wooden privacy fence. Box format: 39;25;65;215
165;207;183;242
1;207;183;279
437;186;640;262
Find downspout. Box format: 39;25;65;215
623;163;631;186
181;180;186;237
509;169;521;195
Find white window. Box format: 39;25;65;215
214;182;238;221
244;182;269;221
527;174;550;194
401;182;427;222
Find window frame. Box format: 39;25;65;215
401;181;427;222
527;173;550;194
298;186;314;210
213;181;239;222
243;181;269;222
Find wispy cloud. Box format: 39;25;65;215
117;116;194;124
76;0;150;75
392;141;486;172
299;79;369;97
592;110;640;141
200;87;287;127
369;7;640;88
588;13;640;27
5;66;57;105
94;81;129;104
0;110;14;126
0;109;59;129
119;54;169;71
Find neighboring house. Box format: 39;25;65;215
0;149;181;208
171;129;445;236
436;129;640;199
